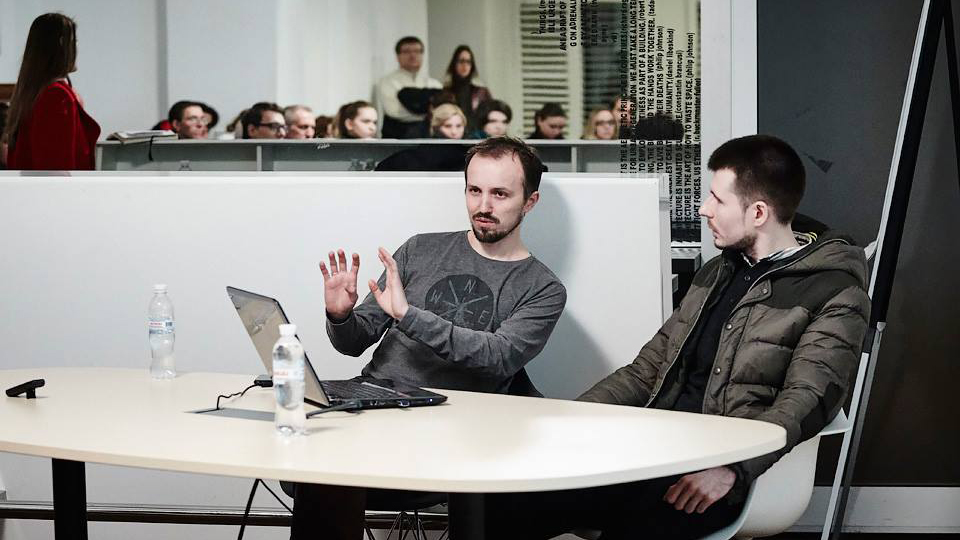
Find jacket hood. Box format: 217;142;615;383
786;215;870;289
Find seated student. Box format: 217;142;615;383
167;101;207;139
241;102;286;139
315;115;334;138
291;137;567;540
484;134;871;540
199;102;218;137
430;103;466;139
528;103;567;139
582;108;618;140
283;104;316;139
335;101;378;139
468;99;512;139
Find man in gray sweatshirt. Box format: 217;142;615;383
291;136;567;539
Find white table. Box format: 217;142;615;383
0;368;785;539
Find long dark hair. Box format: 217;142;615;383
444;45;478;87
2;13;78;148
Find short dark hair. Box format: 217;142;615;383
707;134;806;225
534;102;566;121
241;102;282;139
167;100;201;124
199;102;219;130
476;99;512;124
395;36;424;55
464;137;544;199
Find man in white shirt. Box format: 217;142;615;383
374;36;442;139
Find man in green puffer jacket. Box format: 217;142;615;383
485;134;871;539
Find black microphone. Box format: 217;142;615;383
6;379;45;399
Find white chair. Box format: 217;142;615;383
574;411;852;540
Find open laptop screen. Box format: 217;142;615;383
226;286;330;406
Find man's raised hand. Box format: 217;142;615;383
319;249;360;320
368;246;409;321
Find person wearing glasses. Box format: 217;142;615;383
283;104;316;139
582;108;618;140
241;102;286;139
374;36;442;139
167;101;207;140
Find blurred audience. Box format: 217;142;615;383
2;13;100;170
168;101;207;139
242;102;286;139
529;103;566;140
442;45;491;132
469;99;512;139
315;115;334;138
430;104;466;140
284;105;315;139
634;111;685;140
582;108;617;140
200;102;219;137
375;36;442;139
336;100;378;139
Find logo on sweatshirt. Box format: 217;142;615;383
424;274;494;330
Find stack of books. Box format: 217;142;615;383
107;130;177;144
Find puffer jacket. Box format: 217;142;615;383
579;229;871;501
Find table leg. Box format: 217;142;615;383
51;458;87;540
448;493;485;540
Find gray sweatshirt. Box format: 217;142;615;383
327;231;566;393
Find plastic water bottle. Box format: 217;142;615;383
272;324;305;436
148;284;176;379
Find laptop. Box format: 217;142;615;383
226;286;447;410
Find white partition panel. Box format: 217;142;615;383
0;172;670;521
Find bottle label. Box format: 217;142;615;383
273;365;302;384
148;319;174;335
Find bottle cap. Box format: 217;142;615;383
279;324;297;336
153;284;168;292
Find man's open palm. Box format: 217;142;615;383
319;249;360;319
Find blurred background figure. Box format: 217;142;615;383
2;13;100;170
375;36;441;138
242;102;286;139
199;102;219;138
168;100;207;139
528;103;566;140
469;99;512;139
0;102;9;168
582;108;617;140
284;105;316;139
442;45;491;132
315;115;334;138
634;111;685;140
430;103;466;139
336;100;378;139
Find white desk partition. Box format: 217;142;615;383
0;172;670;530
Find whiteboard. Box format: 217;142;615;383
0;171;670;531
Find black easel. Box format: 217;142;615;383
824;0;960;537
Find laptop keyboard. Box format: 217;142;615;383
321;380;411;400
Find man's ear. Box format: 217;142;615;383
171;120;181;133
753;200;771;227
523;191;540;214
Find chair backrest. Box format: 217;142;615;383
698;410;852;540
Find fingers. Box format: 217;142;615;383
351;253;360;277
378;246;398;272
694;496;716;514
368;279;381;297
337;249;348;273
663;481;682;505
327;251;338;274
318;261;331;280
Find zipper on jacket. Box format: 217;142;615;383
644;259;729;407
699;238;849;414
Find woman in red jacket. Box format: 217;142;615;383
1;13;100;171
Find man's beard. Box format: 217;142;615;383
472;212;523;244
723;230;757;253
